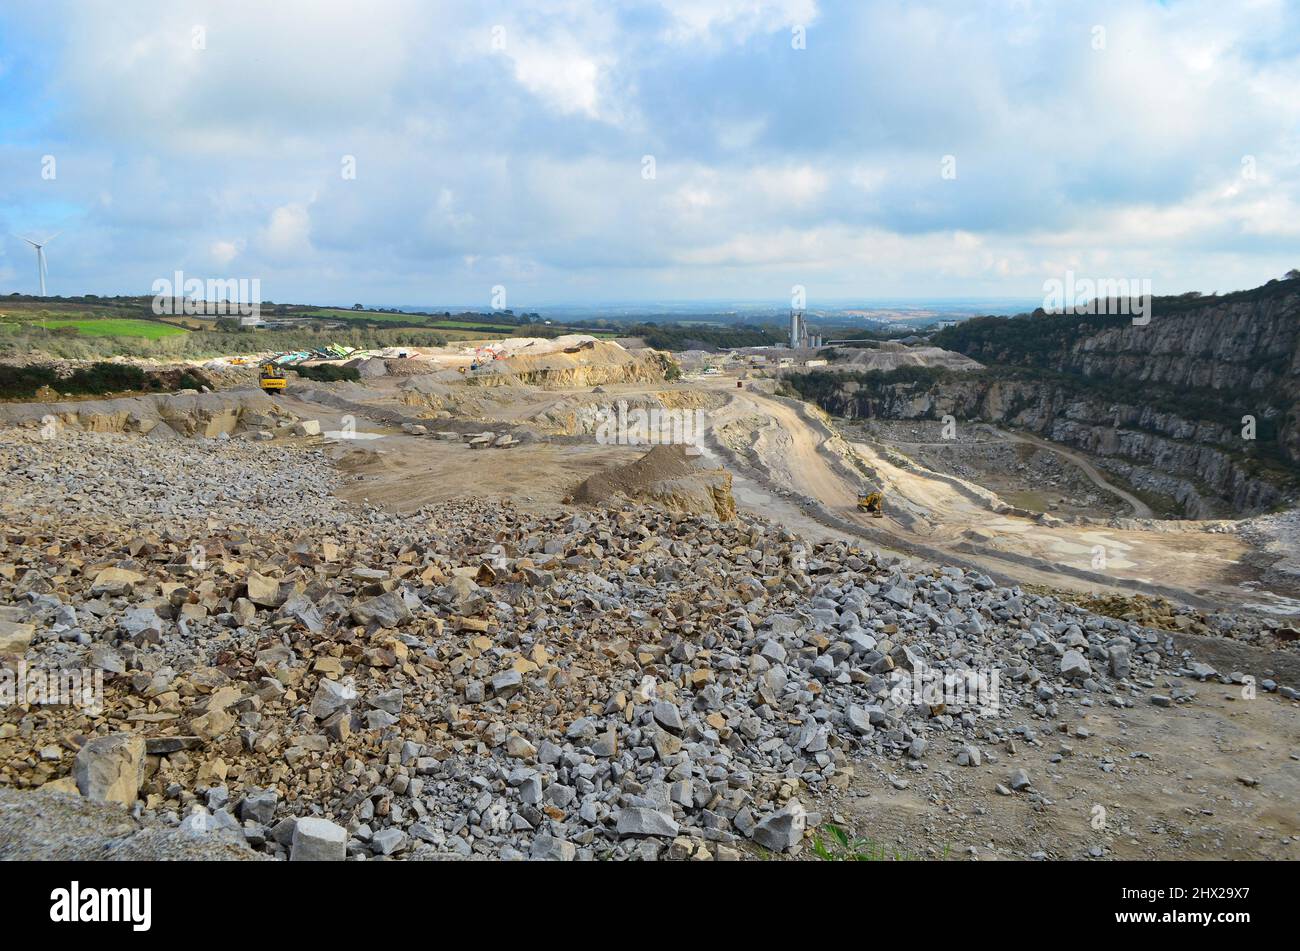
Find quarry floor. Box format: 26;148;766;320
249;375;1300;859
830;664;1299;861
6;363;1295;861
265;371;1300;617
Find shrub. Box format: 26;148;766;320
292;364;361;383
0;364;58;399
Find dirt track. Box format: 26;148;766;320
701;381;1300;616
3;360;1294;863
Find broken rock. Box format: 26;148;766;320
73;733;146;805
750;802;807;852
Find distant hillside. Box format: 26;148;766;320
933;279;1300;468
785;279;1300;517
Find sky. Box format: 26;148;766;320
1;0;1298;309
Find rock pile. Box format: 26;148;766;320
1065;592;1298;653
0;428;1295;860
572;444;737;521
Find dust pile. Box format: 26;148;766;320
573;444;736;520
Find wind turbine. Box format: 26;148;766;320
17;232;59;296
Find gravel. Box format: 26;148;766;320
0;427;1295;860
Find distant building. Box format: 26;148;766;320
788;310;821;349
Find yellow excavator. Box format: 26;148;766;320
258;362;287;394
857;489;884;518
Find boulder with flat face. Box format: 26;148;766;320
350;590;412;628
750;802;807;852
0;618;34;655
290;817;347;861
90;566;145;596
74;734;146;805
1059;649;1092;681
245;571;286;607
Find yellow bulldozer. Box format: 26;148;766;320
258;362;287;394
857;489;884;518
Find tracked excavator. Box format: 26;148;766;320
258;362;287;394
857;489;884;517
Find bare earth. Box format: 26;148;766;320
2;345;1295;860
255;366;1300;861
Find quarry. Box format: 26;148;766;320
1;297;1298;863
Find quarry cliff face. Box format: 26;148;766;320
816;377;1281;516
940;283;1300;465
1044;293;1298;399
801;282;1300;516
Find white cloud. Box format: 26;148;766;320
506;42;607;119
258;204;312;257
657;0;820;44
209;239;243;266
751;165;827;206
4;0;1298;301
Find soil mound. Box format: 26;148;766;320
573;444;736;519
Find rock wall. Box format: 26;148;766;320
805;376;1287;516
0;389;294;440
800;282;1300;516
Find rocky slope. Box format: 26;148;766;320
470;340;676;389
572;444;737;520
790;281;1300;517
4;428;1294;860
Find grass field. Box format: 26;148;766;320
40;318;188;339
298;309;621;341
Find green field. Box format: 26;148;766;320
299;307;620;338
40;318;188;339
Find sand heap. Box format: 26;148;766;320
475;339;674;389
572;444;736;520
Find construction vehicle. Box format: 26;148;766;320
258;362;287;394
469;345;502;371
857;490;884;517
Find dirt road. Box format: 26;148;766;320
702;381;1298;615
999;427;1154;519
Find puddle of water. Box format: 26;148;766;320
323;431;385;441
